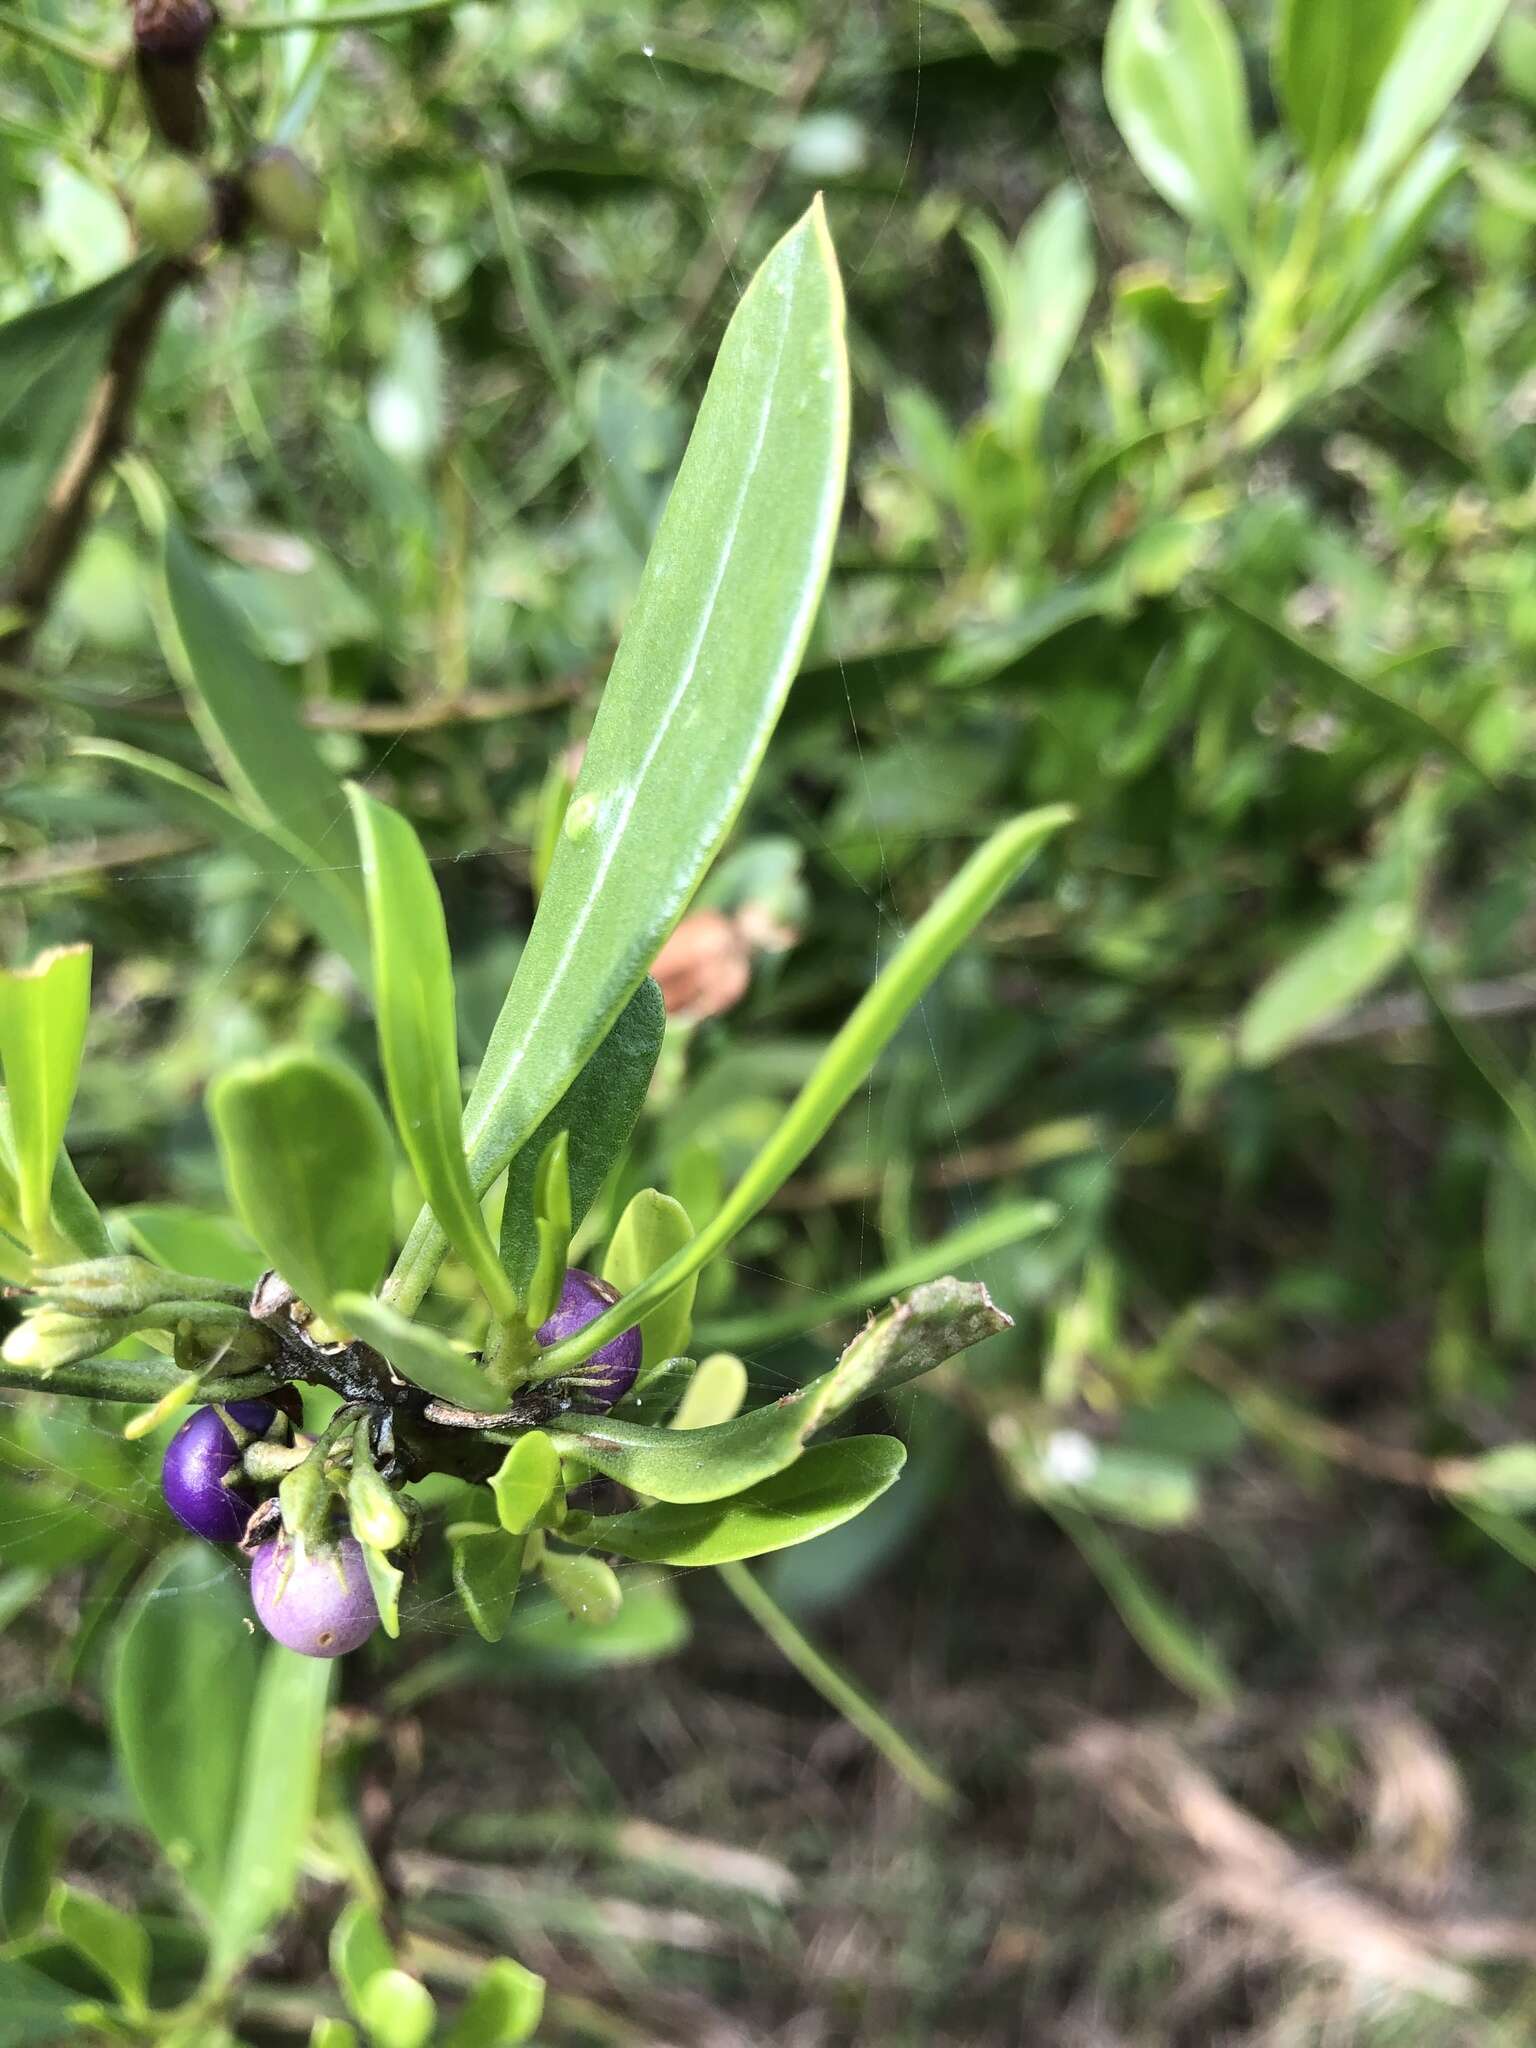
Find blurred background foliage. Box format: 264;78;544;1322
7;0;1536;2040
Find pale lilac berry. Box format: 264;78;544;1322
161;1400;274;1544
536;1267;642;1410
250;1533;379;1658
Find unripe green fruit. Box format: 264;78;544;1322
133;156;215;256
243;147;324;247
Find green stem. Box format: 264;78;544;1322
0;1358;280;1404
0;6;117;68
528;808;1072;1377
226;0;462;30
717;1560;960;1811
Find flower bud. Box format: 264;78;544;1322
131;0;217;153
2;1309;121;1373
132;157;216;256
347;1460;410;1554
242;148;324;247
32;1255;214;1318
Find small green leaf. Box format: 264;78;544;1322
536;809;1071;1378
117;1205;264;1290
601;1190;696;1368
0;1803;59;1942
357;1969;436;2048
525;1130;571;1330
567;1437;907;1566
0;259;157;575
159;522;363;909
489;1433;561;1535
360;1545;404;1640
310;2023;360;2048
330;1900;394;2019
1339;0;1511;208
1274;0;1416;169
499;979;664;1301
550;1393;811;1504
671;1354;748;1430
208;1645;333;1981
1055;1508;1236;1707
1104;0;1253;257
966;184;1094;453
450;1524;526;1642
386;199;849;1316
348;786;515;1320
440;1958;546;2048
109;1545;258;1920
332;1293;503;1413
0;946;91;1260
52;1884;149;2014
209;1050;394;1321
819;1278;1014;1420
540;1548;623;1627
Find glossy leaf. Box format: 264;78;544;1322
348;786;515;1320
601;1189;696;1368
208;1645;333;1981
159;523;362;906
540;1548;623;1626
1274;0;1416;169
536;807;1071;1376
73;739;372;982
0;258;155;573
0;946;91;1260
450;1523;526;1642
489;1432;561;1534
440;1958;546;2048
209;1050;394;1320
332;1292;503;1413
565;1436;907;1566
109;1545;258;1920
524;1130;571;1329
1340;0;1511;208
499;978;664;1300
1104;0;1253;256
387;198;849;1314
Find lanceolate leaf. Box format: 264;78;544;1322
0;258;157;575
563;1437;906;1566
348;787;515;1320
1104;0;1254;258
332;1293;504;1412
159;522;362;905
387;198;849;1314
535;806;1072;1377
208;1049;395;1320
1274;0;1416;170
1340;0;1511;209
498;978;664;1301
0;946;92;1261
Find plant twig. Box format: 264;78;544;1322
0;259;186;668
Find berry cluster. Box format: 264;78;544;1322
159;1270;639;1657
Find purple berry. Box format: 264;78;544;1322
536;1268;642;1411
161;1401;275;1543
249;1534;379;1658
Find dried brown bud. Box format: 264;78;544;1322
131;0;216;59
130;0;217;153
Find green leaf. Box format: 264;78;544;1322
386;198;849;1315
489;1432;561;1534
525;1130;571;1329
360;1545;404;1640
331;1900;394;2019
540;1548;623;1627
498;982;664;1303
671;1353;749;1430
311;2022;360;2048
159;522;363;907
209;1050;394;1321
208;1645;333;1982
51;1884;148;2014
0;947;91;1260
966;185;1094;452
0;1957;79;2047
1443;1444;1536;1513
332;1293;503;1413
1339;0;1511;208
450;1524;526;1643
565;1436;907;1566
535;808;1071;1377
440;1958;546;2048
0;258;156;575
1055;1508;1236;1707
601;1190;696;1368
816;1277;1014;1420
73;739;372;982
1104;0;1253;257
117;1205;264;1290
109;1544;259;1920
348;786;515;1320
1274;0;1416;169
0;1804;59;1943
357;1969;436;2048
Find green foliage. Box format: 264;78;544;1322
0;945;91;1260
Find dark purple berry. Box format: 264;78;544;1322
250;1534;379;1658
161;1400;274;1543
536;1268;642;1411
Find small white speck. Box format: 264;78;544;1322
1042;1430;1099;1487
